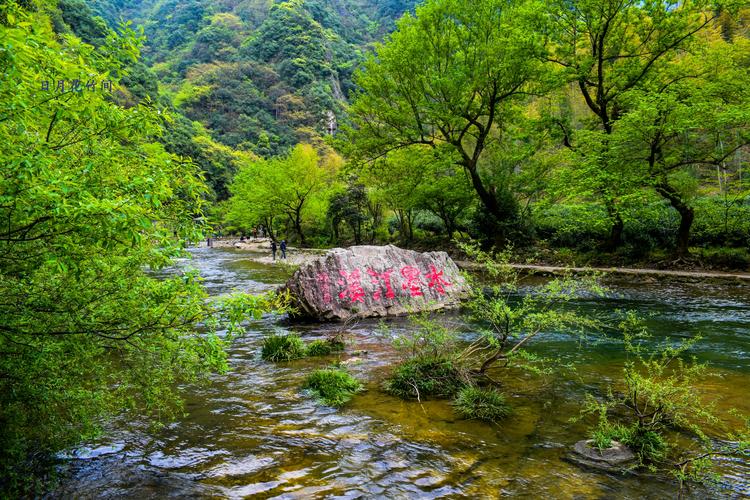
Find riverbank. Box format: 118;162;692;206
199;238;750;283
199;239;750;282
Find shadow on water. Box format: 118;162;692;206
51;248;750;499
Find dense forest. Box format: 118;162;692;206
2;0;750;495
47;0;750;268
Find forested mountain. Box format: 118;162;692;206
68;0;416;151
50;0;416;200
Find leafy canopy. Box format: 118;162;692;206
0;2;285;493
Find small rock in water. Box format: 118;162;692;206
567;439;637;473
281;245;469;321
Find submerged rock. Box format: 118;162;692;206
281;245;469;321
567;439;637;473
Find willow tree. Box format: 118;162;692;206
546;0;737;252
348;0;547;237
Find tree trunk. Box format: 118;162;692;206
354;220;361;245
464;161;502;223
294;207;306;246
675;207;694;257
263;216;275;240
407;209;414;243
603;201;623;250
606;213;624;250
331;220;339;244
656;181;694;258
396;209;406;239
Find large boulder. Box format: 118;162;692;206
282;245;469;321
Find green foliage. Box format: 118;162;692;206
349;0;549;233
452;387;512;423
260;334;307;362
589;421;668;462
578;312;750;486
57;0;110;45
694;247;750;271
226;143;337;244
589;427;615;451
303;367;363;407
547;0;750;255
388;314;461;361
352;147;475;243
327;177;372;244
458;241;604;375
306;338;345;357
0;4;289;494
383;356;468;400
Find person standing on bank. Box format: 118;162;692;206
271;240;277;261
280;240;287;260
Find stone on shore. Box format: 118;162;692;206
281;245;469;321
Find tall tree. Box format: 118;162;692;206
547;0;730;250
606;37;750;256
348;0;547;235
226;144;336;245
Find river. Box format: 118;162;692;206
52;247;750;499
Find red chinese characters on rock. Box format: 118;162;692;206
367;268;395;301
400;266;424;297
320;265;451;305
337;269;366;303
424;265;451;294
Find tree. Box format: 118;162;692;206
0;4;283;493
606;37;750;256
546;0;738;252
579;312;750;493
457;243;603;375
226;144;336;245
357;148;426;243
348;0;547;236
327;178;371;244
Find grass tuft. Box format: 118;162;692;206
306;339;345;357
260;334;306;362
452;386;512;422
303;368;363;407
383;356;467;400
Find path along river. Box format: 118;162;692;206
53;247;750;499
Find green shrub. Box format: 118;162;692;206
590;427;614;450
695;247;750;270
588;421;630;451
306;339;345;357
383;356;467;400
260;334;306;362
620;426;669;464
452;386;512;423
591;422;669;462
303;368;363;407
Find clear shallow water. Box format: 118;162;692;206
51;248;750;499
